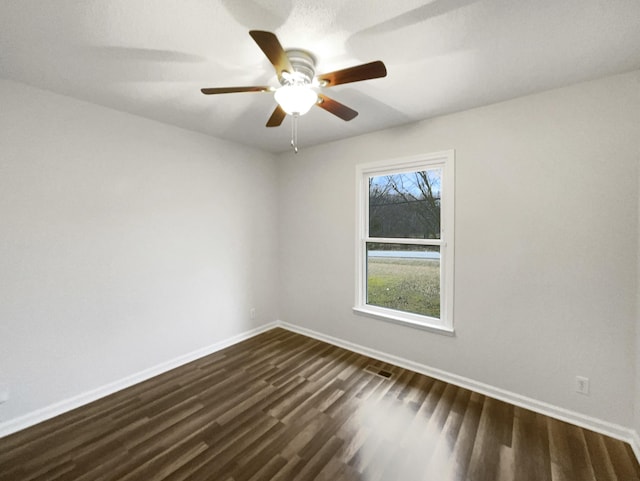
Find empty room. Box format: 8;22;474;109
1;1;640;480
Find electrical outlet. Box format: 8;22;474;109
575;376;590;395
250;308;256;320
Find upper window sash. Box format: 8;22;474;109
367;168;442;240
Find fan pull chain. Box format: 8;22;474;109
291;113;299;154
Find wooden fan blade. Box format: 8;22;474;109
249;30;293;77
317;60;387;87
266;105;286;127
201;86;271;95
316;94;358;121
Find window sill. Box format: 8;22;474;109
352;306;455;336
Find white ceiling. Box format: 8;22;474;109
1;0;639;153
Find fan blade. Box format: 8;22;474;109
201;86;271;94
249;30;293;77
317;61;387;87
266;105;286;127
316;94;358;121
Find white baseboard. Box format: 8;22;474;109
3;319;639;465
0;322;278;438
275;320;639;452
631;430;640;464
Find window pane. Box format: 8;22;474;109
366;243;440;319
369;169;441;239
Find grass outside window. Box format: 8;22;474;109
366;247;440;319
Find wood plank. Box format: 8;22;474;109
0;328;637;481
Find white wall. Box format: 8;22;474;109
0;80;279;424
636;158;640;439
278;71;640;427
637;337;640;444
2;70;639;436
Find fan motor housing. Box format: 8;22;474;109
281;49;316;85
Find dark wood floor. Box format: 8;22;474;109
1;328;639;481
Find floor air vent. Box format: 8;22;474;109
364;365;394;380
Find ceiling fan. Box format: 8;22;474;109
201;30;387;151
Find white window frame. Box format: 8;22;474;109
353;151;455;334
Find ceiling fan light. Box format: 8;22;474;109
274;85;318;115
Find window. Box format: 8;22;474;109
354;151;455;333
